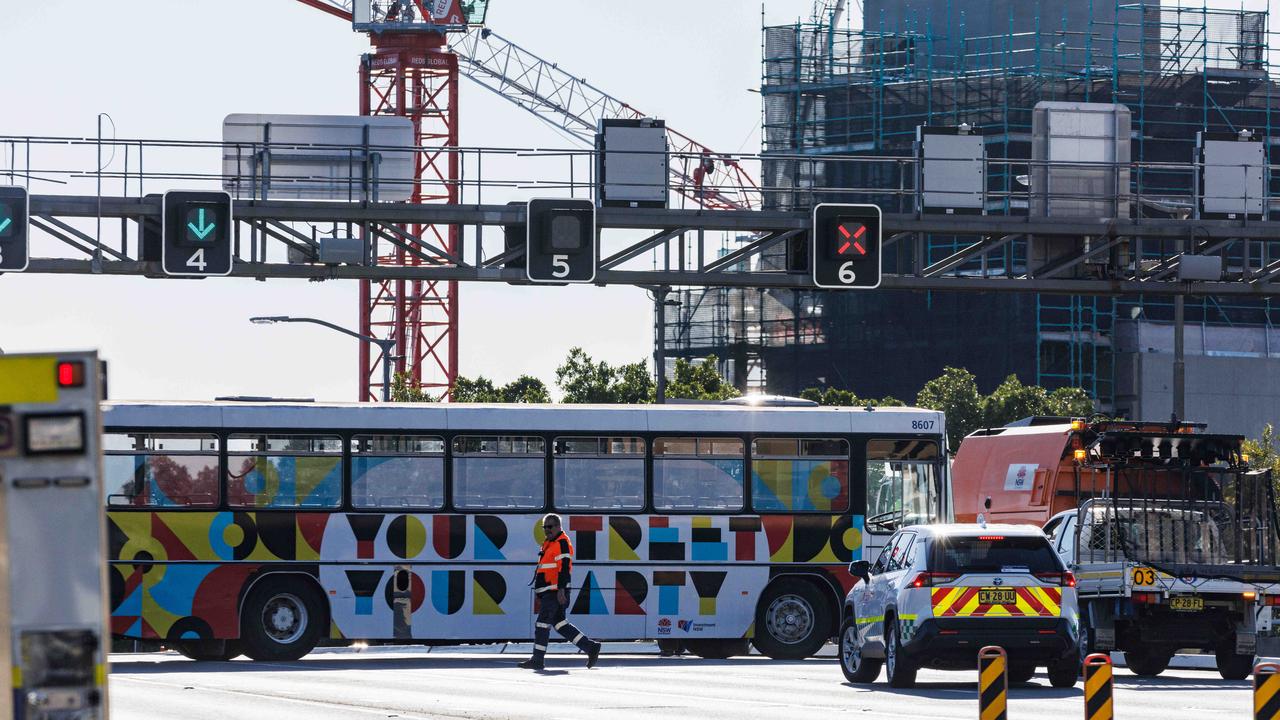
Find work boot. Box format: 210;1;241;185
518;657;544;670
586;642;601;669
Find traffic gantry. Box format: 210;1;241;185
0;185;30;272
162;190;233;277
811;203;882;289
525;198;596;283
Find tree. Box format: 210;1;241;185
1244;424;1280;476
556;347;620;403
555;347;655;403
982;374;1049;428
613;361;656;404
501;375;552;403
1046;386;1096;417
390;372;436;403
916;366;984;450
666;355;740;401
452;375;502;403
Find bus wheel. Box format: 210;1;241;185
751;580;830;660
684;639;749;659
241;576;325;662
173;639;242;662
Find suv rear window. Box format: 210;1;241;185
933;535;1060;574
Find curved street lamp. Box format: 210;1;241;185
250;316;397;402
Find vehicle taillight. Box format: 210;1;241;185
1132;592;1159;604
1264;596;1280;607
977;536;1005;541
1034;571;1076;587
910;572;960;588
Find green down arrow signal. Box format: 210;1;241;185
187;208;216;240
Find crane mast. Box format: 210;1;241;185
293;0;762;399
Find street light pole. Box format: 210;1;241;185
250;315;397;402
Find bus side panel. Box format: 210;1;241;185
110;511;864;643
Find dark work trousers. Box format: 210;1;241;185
532;590;599;659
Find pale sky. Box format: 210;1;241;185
0;0;1270;401
0;0;815;401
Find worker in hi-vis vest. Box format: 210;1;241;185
520;513;601;670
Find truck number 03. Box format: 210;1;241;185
551;255;570;278
1131;567;1157;586
911;420;935;430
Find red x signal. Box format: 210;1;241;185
836;223;867;256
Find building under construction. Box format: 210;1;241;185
664;0;1280;435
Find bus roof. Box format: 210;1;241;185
102;401;946;437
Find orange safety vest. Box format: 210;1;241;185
535;532;573;593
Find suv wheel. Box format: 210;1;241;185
1007;662;1036;684
839;616;882;683
884;617;917;688
1047;658;1080;688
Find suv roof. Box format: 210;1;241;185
900;523;1048;539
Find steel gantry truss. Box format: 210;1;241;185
20;193;1280;297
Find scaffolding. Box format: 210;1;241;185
667;0;1280;404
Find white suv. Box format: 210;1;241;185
839;524;1082;688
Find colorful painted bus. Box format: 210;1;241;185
104;401;947;661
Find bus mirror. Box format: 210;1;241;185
849;560;870;580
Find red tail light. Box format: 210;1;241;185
1132;592;1159;604
1264;596;1280;607
910;572;961;588
1035;571;1077;588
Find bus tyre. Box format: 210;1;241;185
839;616;881;683
1123;647;1172;677
751;580;831;660
173;639;242;662
884;617;917;688
1215;640;1253;680
241;577;325;662
684;639;750;659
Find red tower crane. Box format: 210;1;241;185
294;0;761;400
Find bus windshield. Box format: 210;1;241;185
865;439;943;532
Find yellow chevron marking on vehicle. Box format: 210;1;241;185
930;586;1062;617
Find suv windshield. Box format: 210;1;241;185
933;535;1060;574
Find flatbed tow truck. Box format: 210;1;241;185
952;417;1280;679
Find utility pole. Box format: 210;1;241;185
1173;293;1185;420
654;286;670;403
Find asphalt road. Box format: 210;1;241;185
108;645;1254;719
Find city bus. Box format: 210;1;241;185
103;401;947;662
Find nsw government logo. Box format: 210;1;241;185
657;618;672;635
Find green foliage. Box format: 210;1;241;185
555;347;655;404
1243;424;1280;477
389;372;435;403
982;374;1049;429
666;355;740;401
801;386;903;409
451;374;552;403
802;366;1097;452
1046;386;1095;417
916;367;984;449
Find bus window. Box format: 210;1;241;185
105;433;219;507
751;437;850;513
653;437;745;512
865;439;941;532
553;436;644;511
452;435;546;510
351;435;445;509
227;434;343;508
